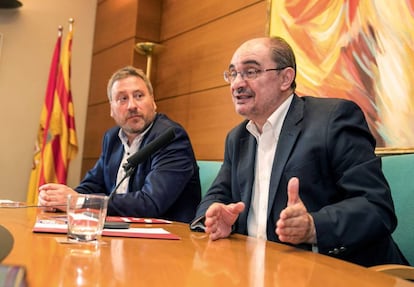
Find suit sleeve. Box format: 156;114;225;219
75;129;118;195
312;100;397;254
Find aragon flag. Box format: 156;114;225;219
26;21;78;204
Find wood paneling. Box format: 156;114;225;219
81;159;98;178
187;87;244;159
83;103;112;158
135;0;162;40
89;39;138;105
157;86;244;160
155;96;190;129
161;0;262;40
155;1;267;159
93;0;138;53
155;2;268;100
94;0;161;53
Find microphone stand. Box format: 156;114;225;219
108;163;136;200
102;164;137;228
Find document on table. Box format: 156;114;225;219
105;216;172;224
32;219;180;240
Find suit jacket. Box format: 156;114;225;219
76;113;201;223
193;95;408;266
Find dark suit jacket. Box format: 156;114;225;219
193;95;408;266
76;113;201;223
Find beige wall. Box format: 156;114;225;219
0;0;97;201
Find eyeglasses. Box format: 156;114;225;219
223;67;287;83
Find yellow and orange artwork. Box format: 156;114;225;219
270;0;414;149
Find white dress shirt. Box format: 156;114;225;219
115;125;152;194
246;95;293;239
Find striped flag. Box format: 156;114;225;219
26;22;78;204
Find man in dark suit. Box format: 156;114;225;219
190;37;408;266
39;66;201;223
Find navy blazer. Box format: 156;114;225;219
193;95;408;266
76;113;201;223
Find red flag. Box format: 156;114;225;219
27;22;78;204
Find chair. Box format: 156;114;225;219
368;153;414;280
197;160;222;197
381;153;414;265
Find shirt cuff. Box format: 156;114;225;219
189;215;206;232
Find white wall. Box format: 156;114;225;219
0;0;97;201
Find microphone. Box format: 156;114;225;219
123;127;176;172
109;127;176;198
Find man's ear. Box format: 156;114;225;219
280;67;295;91
109;105;114;118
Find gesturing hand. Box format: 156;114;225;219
276;177;316;244
205;202;245;241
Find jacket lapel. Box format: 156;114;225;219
267;95;303;217
109;136;125;191
237;128;257;227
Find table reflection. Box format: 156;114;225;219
58;243;101;287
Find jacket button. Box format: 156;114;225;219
329;248;340;255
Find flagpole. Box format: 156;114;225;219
68;18;74;31
135;42;163;81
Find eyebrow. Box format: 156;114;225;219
228;60;261;70
114;89;144;97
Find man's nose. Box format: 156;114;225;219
231;73;247;91
127;96;138;109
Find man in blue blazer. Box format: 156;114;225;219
39;66;201;223
190;37;408;266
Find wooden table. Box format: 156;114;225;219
1;207;413;286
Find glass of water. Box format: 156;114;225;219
67;194;108;242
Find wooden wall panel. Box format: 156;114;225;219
135;0;162;41
186;86;244;159
155;2;268;100
156;87;245;160
155;96;190;129
81;159;99;179
89;39;138;105
155;1;267;159
83;104;112;158
93;0;138;53
155;90;231;159
161;0;262;40
156;86;244;160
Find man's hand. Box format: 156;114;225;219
38;183;77;211
276;177;316;244
205;202;245;241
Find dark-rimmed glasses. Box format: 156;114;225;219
223;67;287;83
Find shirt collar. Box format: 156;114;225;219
118;122;154;148
246;94;293;137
